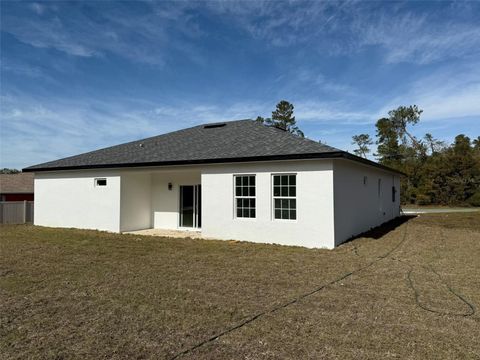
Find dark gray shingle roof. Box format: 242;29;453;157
23;119;401;174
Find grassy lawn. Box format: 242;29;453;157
1;213;479;359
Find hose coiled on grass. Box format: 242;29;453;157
392;227;475;317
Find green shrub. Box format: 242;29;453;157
416;194;431;206
467;191;480;207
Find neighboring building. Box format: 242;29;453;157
0;173;34;201
23;120;402;248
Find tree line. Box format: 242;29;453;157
351;105;480;206
258;101;480;207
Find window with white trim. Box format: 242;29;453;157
273;174;296;220
234;175;256;218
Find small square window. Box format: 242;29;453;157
95;178;107;186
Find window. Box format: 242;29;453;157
95;178;107;187
273;174;296;220
392;186;396;202
234;175;256;218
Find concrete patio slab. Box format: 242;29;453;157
124;228;204;239
402;207;479;214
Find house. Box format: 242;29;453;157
0;173;34;202
23;120;401;248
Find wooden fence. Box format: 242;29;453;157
0;201;34;224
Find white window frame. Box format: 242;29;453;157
272;173;297;221
234;174;256;219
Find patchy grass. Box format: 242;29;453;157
1;214;479;359
413;211;480;231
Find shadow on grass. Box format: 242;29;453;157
346;215;417;242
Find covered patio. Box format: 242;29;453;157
119;167;202;233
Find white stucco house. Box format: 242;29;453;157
24;120;402;249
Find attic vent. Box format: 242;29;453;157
204;123;226;129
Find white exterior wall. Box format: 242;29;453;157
151;170;201;230
120;172;152;232
33;158;400;249
34;171;121;232
333;159;401;246
201;160;335;248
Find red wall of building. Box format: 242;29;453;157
1;193;34;201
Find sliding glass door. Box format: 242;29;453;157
179;185;201;228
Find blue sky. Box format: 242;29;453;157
1;1;479;169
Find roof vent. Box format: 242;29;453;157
204;123;226;129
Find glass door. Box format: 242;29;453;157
180;185;201;228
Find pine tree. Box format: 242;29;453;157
351;134;373;158
257;100;304;137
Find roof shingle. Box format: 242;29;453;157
0;173;34;193
23;119;401;174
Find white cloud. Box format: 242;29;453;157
209;1;480;65
376;63;480;122
0;60;51;80
4;2;480;66
294;100;374;125
29;2;45;15
356;11;480;64
2;2;200;64
0;93;271;169
3;16;97;57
